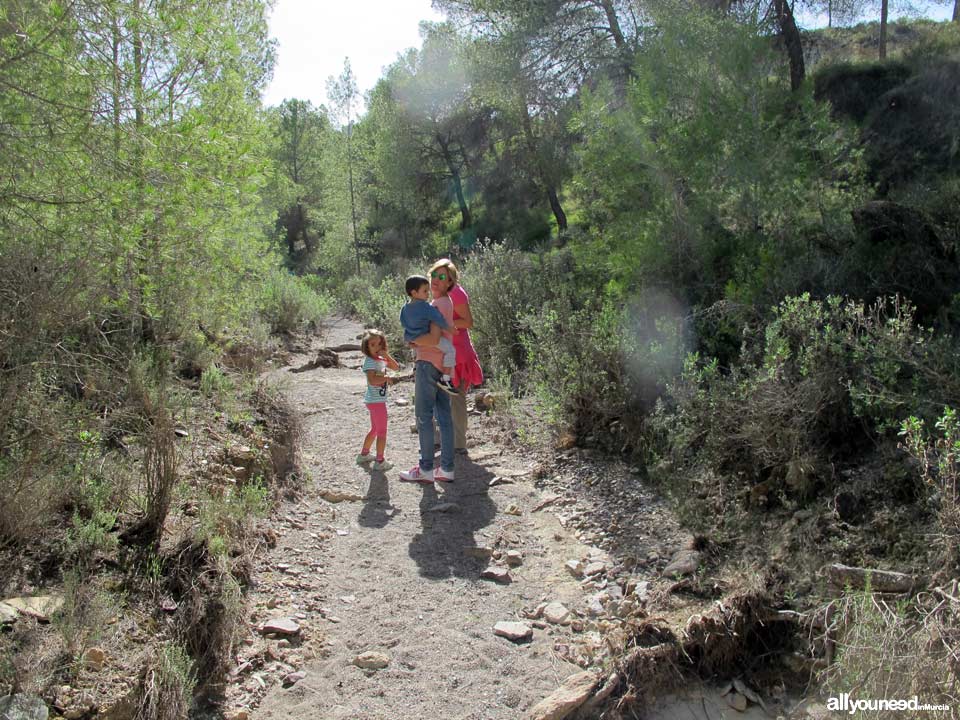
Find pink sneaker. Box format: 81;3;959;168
399;465;434;483
434;467;455;483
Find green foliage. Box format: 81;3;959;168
346;272;408;354
197;478;269;558
54;569;114;660
199;366;234;404
900;409;960;573
653;294;960;493
257;269;332;335
459;243;552;376
136;642;196;720
572;5;868;307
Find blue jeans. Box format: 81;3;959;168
414;360;454;472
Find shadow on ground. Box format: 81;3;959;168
357;470;396;529
407;456;497;578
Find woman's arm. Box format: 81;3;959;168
453;300;473;330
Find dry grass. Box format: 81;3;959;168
134;643;195;720
817;583;960;716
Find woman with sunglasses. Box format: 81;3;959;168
426;259;483;454
399;259;483;483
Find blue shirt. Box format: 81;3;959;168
399;299;449;343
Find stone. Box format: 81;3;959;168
98;691;136;720
283;670;306;686
480;566;511;583
2;595;63;622
504;504;522;516
523;670;599;720
586;593;607;617
0;601;18;624
663;550;701;577
427;502;462;513
465;546;494;559
174;427;189;438
505;550;523;567
493;621;533;642
229;445;255;462
565;560;584;578
83;647;106;671
260;618;300;636
583;562;606;577
0;694;49;720
543;602;571;625
224;712;250;720
318;488;364;503
353;651;390;670
725;692;748;712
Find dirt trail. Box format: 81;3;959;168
233;318;689;719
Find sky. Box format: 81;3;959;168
262;0;446;110
262;0;955;110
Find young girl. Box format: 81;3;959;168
356;329;400;471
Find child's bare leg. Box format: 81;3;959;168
361;430;377;454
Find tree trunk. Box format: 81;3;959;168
347;120;360;274
771;0;805;91
437;134;471;230
520;98;568;234
597;0;634;82
954;0;958;22
547;186;568;233
879;0;888;59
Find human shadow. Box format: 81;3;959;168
407;456;498;579
357;469;396;529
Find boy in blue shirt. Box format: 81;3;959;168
400;275;458;395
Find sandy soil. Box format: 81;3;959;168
238;321;608;720
229;317;696;720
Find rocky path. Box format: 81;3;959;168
224;318;699;720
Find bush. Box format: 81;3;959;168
900;408;960;576
135;642;195;720
819;587;958;719
258;269;332;335
653;294;960;497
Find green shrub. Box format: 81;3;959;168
349;273;407;357
199;366;233;402
177;331;217;380
135;642;195;720
258;269;332;335
900;409;960;575
461;243;593;380
653;294;960;495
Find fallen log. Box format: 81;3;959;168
826;563;919;593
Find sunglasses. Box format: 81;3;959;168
430;271;448;281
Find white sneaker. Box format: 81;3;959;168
434;467;455;483
355;453;374;465
399;465;434;483
372;459;393;471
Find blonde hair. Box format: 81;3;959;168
360;329;387;359
428;258;458;286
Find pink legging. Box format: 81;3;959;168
366;402;388;437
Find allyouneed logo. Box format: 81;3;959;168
828;693;951;714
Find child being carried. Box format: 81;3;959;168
400;274;458;395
